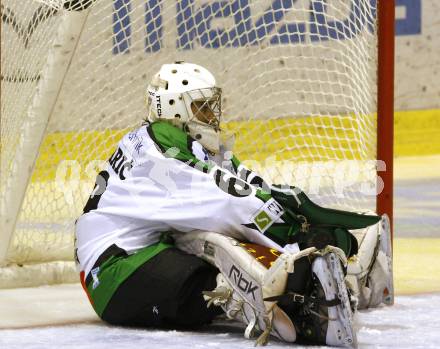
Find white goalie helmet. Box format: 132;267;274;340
146;62;222;153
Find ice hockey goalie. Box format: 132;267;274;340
75;62;393;348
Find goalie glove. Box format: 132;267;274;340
270;185;380;257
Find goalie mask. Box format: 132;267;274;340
146;62;222;153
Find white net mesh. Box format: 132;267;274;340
1;0;380;286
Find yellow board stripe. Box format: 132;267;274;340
222;114;376;162
32;128;129;182
30;109;440;182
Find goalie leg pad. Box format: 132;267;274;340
173;231;298;344
173;231;357;347
346;214;394;309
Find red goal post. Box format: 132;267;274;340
377;0;395;237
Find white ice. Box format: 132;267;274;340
1;285;440;349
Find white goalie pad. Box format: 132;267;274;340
173;231;357;347
347;214;394;309
173;230;300;344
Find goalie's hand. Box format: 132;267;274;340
270;185;371;256
271;184;380;229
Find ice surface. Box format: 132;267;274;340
1;293;440;349
393;155;440;238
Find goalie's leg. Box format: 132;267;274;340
347;214;394;309
174;231;299;344
174;231;357;347
291;253;357;347
100;247;222;328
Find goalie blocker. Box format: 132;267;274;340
173;231;357;347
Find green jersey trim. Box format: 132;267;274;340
147;121;212;173
231;155;240;172
255;188;272;202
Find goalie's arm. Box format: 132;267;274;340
143;122;368;255
148;159;292;251
229;154;381;257
229;155;271;192
102;122;373;256
140;121;294;250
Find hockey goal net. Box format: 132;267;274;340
0;0;394;287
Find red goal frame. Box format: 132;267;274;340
376;0;395;238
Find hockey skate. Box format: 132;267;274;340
347;214;394;309
293;253;357;347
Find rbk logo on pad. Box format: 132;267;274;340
229;265;259;300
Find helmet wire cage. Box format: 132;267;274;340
185;87;222;131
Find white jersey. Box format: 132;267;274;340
75;122;290;277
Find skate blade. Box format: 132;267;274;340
327;253;358;348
